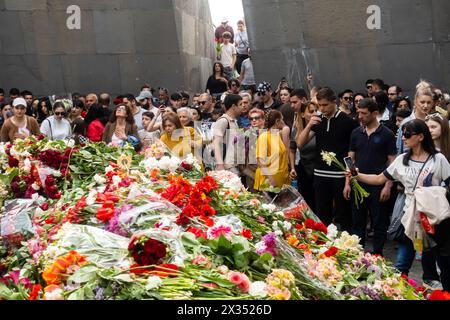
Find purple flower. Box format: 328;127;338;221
349;285;381;300
256;232;278;257
105;211;128;237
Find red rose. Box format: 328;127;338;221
96;207;114;223
241;228;253;240
304;218;315;229
429;290;450;300
324;246;338;257
313;222;328;234
28;284;41;300
181;162;192;171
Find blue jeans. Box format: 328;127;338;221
395;236;415;275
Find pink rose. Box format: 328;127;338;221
228;272;244;285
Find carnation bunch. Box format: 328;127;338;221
128;236;167;267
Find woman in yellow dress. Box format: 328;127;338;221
254;110;289;191
160;113;203;166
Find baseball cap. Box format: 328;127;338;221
13;97;27;108
257;81;272;93
221;17;228;23
170;93;182;101
137;90;153;101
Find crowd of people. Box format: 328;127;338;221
1;17;450;293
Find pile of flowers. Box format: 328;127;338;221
0;138;448;300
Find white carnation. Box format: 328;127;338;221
249;281;268;298
146;276;163;290
93;174;106;185
327;224;338;240
262;204;276;212
158;156;171;171
44;288;64;300
112;175;121;186
283;221;292;231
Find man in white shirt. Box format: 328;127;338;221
219;32;237;79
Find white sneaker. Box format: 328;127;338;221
423;280;443;290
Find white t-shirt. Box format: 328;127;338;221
133;107;145;131
40;116;72;141
235;31;249;55
241;58;255;85
385;153;450;213
220;43;237;68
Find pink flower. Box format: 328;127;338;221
193;255;208;265
257;216;265;223
237;274;251;293
228;272;244;285
207;225;232;240
250;199;260;206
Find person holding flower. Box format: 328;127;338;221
296;87;359;231
0;98;40;143
254;110;289;191
352;119;450;291
344;98;397;256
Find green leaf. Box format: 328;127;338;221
67;288;85;300
343;274;360;287
181;232;201;248
113;274;134;283
68;265;98;284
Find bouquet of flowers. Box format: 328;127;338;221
321;151;369;207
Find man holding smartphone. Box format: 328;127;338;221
345;98;397;255
296;87;358;231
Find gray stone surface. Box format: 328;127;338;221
0;0;215;96
243;0;450;94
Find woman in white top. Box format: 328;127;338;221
40;101;72;141
353;119;450;290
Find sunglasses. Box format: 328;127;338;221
403;131;418;139
388;93;397;96
231;83;238;87
198;101;207;105
54;112;66;116
426;113;444;121
250;116;262;121
343;97;353;101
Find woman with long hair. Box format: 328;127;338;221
353;119;450;291
36;98;51;124
0;98;40;143
292;100;318;210
206;62;229;99
40;101;72;141
86;104;109;142
102;103;140;148
426;113;450;161
254;110;289;191
160;113;202;166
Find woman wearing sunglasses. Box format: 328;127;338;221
352;119;450;291
1;98;40;142
40;101;72;141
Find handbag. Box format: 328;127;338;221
386;155;431;241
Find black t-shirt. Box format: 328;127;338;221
350;124;397;175
206;75;228;95
311;111;359;177
258;99;283;116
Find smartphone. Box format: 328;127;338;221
344;157;358;177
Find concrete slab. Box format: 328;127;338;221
4;0;47;11
60;54;121;94
0;11;26;55
46;0;121;11
94;10;135;54
132;9;179;55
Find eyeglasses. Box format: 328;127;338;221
403;131;418;139
54;112;66;116
257;91;267;96
198;101;207;105
231;83;238;87
250;116;262;121
425;113;445;121
116;106;126;112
